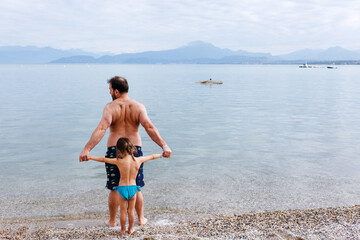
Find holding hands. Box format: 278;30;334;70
162;145;172;158
79;149;90;162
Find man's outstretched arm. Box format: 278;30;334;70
79;105;112;162
139;104;172;158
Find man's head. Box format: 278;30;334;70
107;76;129;100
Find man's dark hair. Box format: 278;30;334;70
107;76;129;93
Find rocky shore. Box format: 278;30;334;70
1;205;359;239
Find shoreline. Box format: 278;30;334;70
1;205;359;239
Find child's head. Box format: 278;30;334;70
116;137;136;158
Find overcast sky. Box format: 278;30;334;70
1;0;360;54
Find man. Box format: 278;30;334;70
79;76;171;227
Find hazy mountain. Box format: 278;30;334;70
278;46;360;61
0;46;109;63
278;49;323;61
318;47;360;60
53;41;273;63
1;42;360;64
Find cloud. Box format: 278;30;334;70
0;0;359;54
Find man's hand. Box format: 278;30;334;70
162;145;172;158
79;149;90;162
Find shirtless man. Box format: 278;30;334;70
79;76;172;227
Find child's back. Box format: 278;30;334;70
117;154;140;186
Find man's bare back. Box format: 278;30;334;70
106;97;144;147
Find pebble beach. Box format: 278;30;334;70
1;205;359;239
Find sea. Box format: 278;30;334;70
1;64;360;218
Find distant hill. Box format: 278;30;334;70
0;46;109;64
277;46;360;61
1;42;360;64
52;41;273;64
53;42;360;64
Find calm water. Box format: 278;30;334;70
1;64;360;216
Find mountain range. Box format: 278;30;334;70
1;41;360;64
0;46;110;64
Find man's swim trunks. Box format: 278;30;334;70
105;146;144;190
114;185;141;200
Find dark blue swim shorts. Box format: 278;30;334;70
105;146;144;190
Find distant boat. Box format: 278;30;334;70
299;63;312;68
197;80;223;84
327;64;338;69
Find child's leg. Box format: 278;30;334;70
127;194;137;234
119;197;128;234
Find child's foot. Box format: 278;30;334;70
128;228;135;235
138;217;148;226
104;220;116;227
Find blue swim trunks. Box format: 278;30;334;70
105;146;144;190
114;185;141;200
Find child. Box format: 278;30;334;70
88;137;163;234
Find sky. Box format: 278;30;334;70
1;0;360;55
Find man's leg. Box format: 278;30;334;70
135;191;147;225
134;148;147;225
106;190;119;227
104;147;119;227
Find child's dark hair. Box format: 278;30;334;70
116;137;136;161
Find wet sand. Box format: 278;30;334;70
1;205;359;239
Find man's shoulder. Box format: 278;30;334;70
105;98;146;113
106;99;145;114
128;99;145;109
104;101;116;110
105;98;140;106
128;98;143;104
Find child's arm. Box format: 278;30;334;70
137;154;162;163
88;156;117;165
